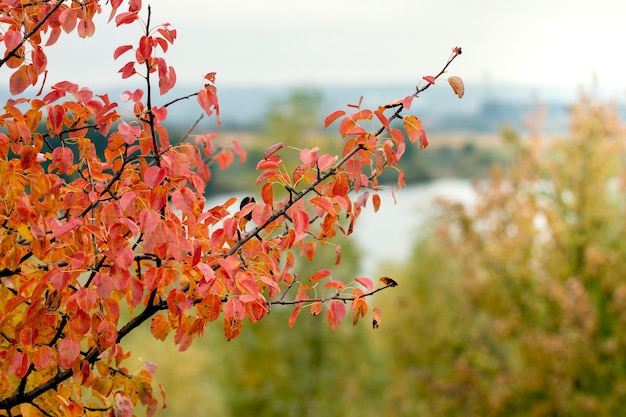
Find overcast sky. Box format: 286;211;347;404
26;0;626;94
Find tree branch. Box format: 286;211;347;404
0;0;65;68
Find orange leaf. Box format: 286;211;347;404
261;182;273;206
326;300;346;330
447;76;465;98
10;65;31;95
150;314;172;341
310;301;322;315
310;269;331;283
372;194;381;213
19;145;37;169
223;316;242;341
403;115;423;143
324;110;345;129
288;305;303;328
325;280;346;290
351;289;368;325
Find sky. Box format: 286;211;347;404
15;0;626;94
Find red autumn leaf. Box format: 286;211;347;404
261;182;274;206
171;189;190;212
10;351;30;378
137;35;153;63
423;75;436;85
310;269;331;283
419;129;428;150
140;208;160;234
42;89;65;104
4;29;22;50
113;44;133;60
75;287;97;312
327;300;346;330
115;11;139;26
52;219;82;238
204;72;216;83
77;18;96;38
355;276;374;292
58;338;81;369
31;45;47;75
96;321;118;349
401;94;414;110
157;60;176;95
374;109;390;130
324;109;345;129
332;176;350;196
317;153;337;171
351;289;368;325
237;274;261;297
115;393;134;417
259;275;281;298
263;143;286;160
197;85;219;124
10;65;31;95
118;61;136;79
45;26;62;47
288;305;303;329
47;104;65;133
144;166;166;188
293;209;310;235
251;203;271;226
299;147;319;167
50;147;74;174
167;288;191;315
59;7;77;33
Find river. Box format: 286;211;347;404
351;179;475;276
205;178;475;278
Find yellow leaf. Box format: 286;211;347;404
18;224;33;241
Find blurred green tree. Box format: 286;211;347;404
378;92;626;416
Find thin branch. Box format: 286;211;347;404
162;92;199;108
269;282;397;306
0;0;65;68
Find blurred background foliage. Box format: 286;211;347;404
126;88;626;416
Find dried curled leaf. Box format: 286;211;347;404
447;76;464;98
379;276;398;287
